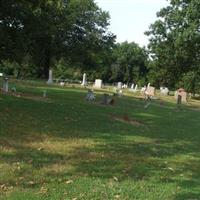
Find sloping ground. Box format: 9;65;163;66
0;84;200;200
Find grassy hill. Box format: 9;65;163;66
1;82;200;200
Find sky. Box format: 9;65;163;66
95;0;169;47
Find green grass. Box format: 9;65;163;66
1;82;200;200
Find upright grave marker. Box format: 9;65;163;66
81;73;87;86
94;79;102;88
47;69;53;84
3;77;9;92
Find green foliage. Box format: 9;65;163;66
110;42;148;84
0;0;115;78
146;0;200;92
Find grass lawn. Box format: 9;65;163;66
1;81;200;200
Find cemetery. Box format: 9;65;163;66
1;0;200;200
1;77;200;200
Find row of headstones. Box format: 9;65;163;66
59;72;188;103
1;70;187;104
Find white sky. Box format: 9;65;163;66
95;0;169;47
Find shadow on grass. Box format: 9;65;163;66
1;89;200;198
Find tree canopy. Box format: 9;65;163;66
146;0;200;93
0;0;115;78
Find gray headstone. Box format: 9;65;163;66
47;69;53;84
86;89;95;101
3;77;9;92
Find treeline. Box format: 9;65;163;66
1;0;200;93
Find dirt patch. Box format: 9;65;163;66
110;114;143;126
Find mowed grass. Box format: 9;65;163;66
0;82;200;200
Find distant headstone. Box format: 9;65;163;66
160;87;169;95
122;84;128;89
131;83;134;89
47;69;53;84
43;90;47;98
60;81;65;87
146;86;155;96
101;94;109;104
134;84;138;91
86;89;95;101
3;77;9;92
101;94;114;105
94;79;102;88
177;94;182;105
81;73;87;86
0;73;3;77
117;82;122;89
118;89;123;97
145;86;155;99
175;88;187;103
141;86;146;93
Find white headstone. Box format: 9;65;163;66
0;73;3;77
131;84;134;89
60;81;65;87
117;82;122;89
94;79;102;88
47;69;53;84
81;73;87;86
160;87;169;95
134;84;138;91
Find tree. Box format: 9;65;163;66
146;0;200;92
0;0;115;78
109;42;148;84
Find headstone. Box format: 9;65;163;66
60;81;65;87
122;84;128;89
131;83;134;89
160;87;169;96
3;77;9;92
86;89;95;101
141;86;146;93
145;86;155;99
94;79;102;88
134;84;138;91
117;82;122;89
101;94;114;105
177;94;182;105
0;73;3;77
175;88;187;103
47;69;53;84
118;89;123;97
81;73;87;86
101;94;109;104
43;90;47;98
